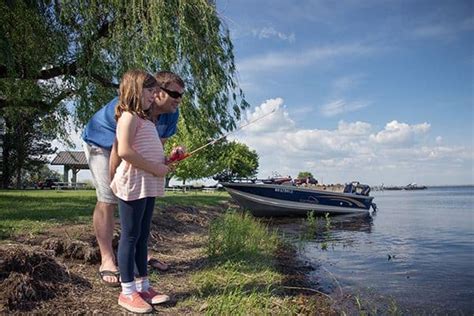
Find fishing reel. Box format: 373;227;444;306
168;146;188;163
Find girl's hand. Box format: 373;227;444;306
167;161;178;173
154;163;170;177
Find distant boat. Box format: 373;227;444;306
404;183;427;190
382;186;403;190
220;179;376;217
382;183;427;191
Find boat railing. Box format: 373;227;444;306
218;177;371;197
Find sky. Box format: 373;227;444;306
217;0;473;186
53;0;473;186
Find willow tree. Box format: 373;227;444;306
0;0;248;185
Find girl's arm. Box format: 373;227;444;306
116;112;169;177
109;138;121;180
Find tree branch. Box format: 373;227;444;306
1;19;114;87
91;73;119;88
0;89;75;111
37;62;77;80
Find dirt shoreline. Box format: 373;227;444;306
0;203;334;314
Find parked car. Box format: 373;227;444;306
37;178;60;189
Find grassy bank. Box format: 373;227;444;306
0;190;329;314
0;190;229;239
0;190;97;238
180;211;321;314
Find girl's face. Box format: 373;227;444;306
141;87;156;110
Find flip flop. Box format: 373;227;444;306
148;258;169;271
98;270;121;287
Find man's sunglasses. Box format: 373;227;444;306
160;86;184;99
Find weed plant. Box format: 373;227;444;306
297;211;334;251
191;211;303;314
207;209;279;261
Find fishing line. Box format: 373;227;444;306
169;108;277;162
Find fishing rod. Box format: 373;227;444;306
168;108;277;163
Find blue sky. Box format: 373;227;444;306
217;0;473;185
54;0;473;186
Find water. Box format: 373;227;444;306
271;186;474;314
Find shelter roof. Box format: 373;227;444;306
51;151;89;169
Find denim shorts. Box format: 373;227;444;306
83;141;118;204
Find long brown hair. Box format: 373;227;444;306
115;70;157;121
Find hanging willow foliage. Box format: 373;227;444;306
0;0;248;138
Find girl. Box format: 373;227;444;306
110;69;170;313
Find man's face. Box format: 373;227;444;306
153;82;184;114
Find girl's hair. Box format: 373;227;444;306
115;70;157;121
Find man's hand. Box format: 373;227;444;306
167;145;187;163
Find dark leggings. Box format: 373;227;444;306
117;197;155;283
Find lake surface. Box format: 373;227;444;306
270;186;474;314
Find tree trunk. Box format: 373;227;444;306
1;143;10;189
1;118;12;189
15;167;21;189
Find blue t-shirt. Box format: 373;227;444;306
82;97;179;150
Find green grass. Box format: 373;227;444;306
183;211;306;315
0;190;97;238
0;189;229;239
155;191;230;208
1;190;326;313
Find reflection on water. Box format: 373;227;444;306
267;186;474;314
325;213;374;234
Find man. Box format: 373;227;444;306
82;71;185;286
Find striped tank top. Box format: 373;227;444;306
110;115;165;201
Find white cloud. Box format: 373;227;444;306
231;98;472;185
252;27;295;43
319;99;371;117
411;17;474;40
331;74;365;93
337;120;372;136
242;98;294;133
369;120;430;146
237;43;377;73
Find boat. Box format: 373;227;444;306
403;183;427;190
382;186;403;190
220;178;376;217
381;183;427;191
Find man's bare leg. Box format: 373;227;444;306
93;201;118;283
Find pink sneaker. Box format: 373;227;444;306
139;287;170;305
118;292;153;313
